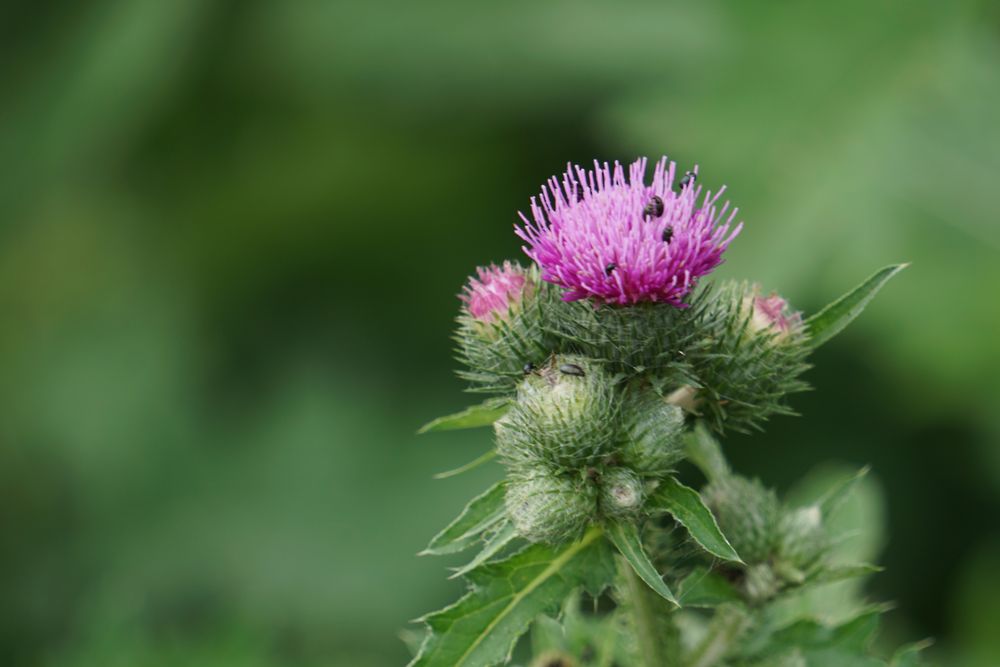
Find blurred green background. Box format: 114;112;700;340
2;0;999;665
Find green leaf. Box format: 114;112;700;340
805;264;908;349
421;482;506;556
606;521;678;605
410;527;614;667
449;520;519;579
418;398;510;434
677;568;742;607
685;421;730;482
650;476;743;563
817;466;871;520
807;562;883;585
433;450;498;479
890;640;933;667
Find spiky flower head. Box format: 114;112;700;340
516;157;741;306
744;287;803;341
599;467;645;519
505;469;596;544
459;260;534;326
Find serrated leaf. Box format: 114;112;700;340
650;476;742;563
410;527;614;667
433;449;498;479
685;421;730;482
817;466;871;520
766;608;882;657
805;264;907;349
606;521;678;605
677;567;742;607
890;639;933;667
418;399;510;434
449;520;519;579
421;482;506;556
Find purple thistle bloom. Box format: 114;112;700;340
515;157;742;306
459;261;533;324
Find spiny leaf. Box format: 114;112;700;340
806;264;907;349
650;476;743;563
449;520;519;579
421;482;506;556
606;521;678;605
677;568;741;608
817;466;871;519
418;398;510;434
685;421;731;482
410;527;614;667
433;450;497;479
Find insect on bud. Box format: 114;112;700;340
599;467;645;519
497;355;619;470
505;469;596;544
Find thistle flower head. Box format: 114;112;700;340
744;288;803;339
459;261;534;324
516;157;741;306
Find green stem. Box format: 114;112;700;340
620;559;671;667
685;605;748;667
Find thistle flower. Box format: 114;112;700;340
516;157;741;306
745;289;803;340
459;261;534;324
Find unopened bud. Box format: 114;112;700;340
497;355;618;470
776;505;828;570
621;389;686;475
743;286;803;342
505;469;596;544
702;475;779;564
599;467;645;519
459;261;535;332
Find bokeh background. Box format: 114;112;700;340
2;1;999;665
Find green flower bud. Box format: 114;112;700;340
599;467;645;519
505;469;596;544
776;505;828;570
496;355;619;470
702;475;779;564
743;562;782;603
620;388;686;475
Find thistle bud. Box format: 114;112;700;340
496;355;618;470
505;469;597;544
620;389;686;475
455;262;555;393
599;467;645;519
742;287;803;343
743;562;781;603
702;475;779;564
459;261;535;334
775;505;828;570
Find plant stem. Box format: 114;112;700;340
685;604;748;667
620;559;671;667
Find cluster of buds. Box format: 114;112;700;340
494;356;685;543
703;473;833;602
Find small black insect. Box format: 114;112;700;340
678;171;696;189
559;363;586;377
662;225;674;243
604;262;617;275
523;362;535;375
575;183;585;202
643;195;664;218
